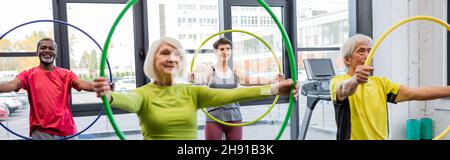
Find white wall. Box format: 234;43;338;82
373;0;449;140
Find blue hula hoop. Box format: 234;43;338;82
0;19;113;140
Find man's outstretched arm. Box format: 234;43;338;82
335;66;374;101
395;85;450;103
74;79;94;92
0;78;22;93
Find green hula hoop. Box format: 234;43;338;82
190;29;282;127
100;0;138;140
99;0;297;140
256;0;297;140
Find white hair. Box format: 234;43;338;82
341;34;373;67
143;37;187;81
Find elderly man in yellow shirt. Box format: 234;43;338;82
330;34;450;140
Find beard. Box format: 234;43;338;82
39;55;55;65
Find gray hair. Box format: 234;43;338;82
143;37;187;81
36;38;58;52
341;34;373;64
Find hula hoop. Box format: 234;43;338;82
190;29;282;127
433;126;450;140
364;15;450;140
256;0;297;140
0;19;113;140
99;0;138;140
100;0;296;140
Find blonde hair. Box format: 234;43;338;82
143;37;187;80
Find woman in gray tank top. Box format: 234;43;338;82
189;38;283;140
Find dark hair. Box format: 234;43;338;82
213;37;232;49
36;38;57;51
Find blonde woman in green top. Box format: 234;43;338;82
93;37;298;140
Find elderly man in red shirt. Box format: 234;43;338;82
0;38;95;140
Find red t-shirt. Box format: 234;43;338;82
16;66;81;137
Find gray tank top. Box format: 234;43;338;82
205;66;242;122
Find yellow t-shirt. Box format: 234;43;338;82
330;74;400;140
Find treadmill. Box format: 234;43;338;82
299;58;336;140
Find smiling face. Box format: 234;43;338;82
153;42;183;80
36;40;57;66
